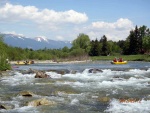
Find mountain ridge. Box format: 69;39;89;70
1;33;72;50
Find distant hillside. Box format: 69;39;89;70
1;33;72;50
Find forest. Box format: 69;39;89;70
0;25;150;71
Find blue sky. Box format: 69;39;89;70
0;0;150;41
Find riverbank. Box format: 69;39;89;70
9;55;150;65
91;54;150;62
10;60;92;65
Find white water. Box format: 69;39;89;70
1;66;150;113
106;99;150;113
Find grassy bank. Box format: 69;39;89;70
90;55;150;62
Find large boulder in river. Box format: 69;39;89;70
35;71;49;78
19;91;35;97
27;98;56;107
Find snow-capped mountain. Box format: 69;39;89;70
1;33;72;50
35;36;49;43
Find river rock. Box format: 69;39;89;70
70;70;77;74
35;71;49;78
88;68;103;73
19;91;35;97
97;97;110;103
0;104;14;110
27;98;56;107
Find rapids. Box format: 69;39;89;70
0;61;150;113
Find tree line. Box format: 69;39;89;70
0;25;150;70
89;25;150;56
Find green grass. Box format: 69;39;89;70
90;55;150;62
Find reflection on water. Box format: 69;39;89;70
0;61;150;113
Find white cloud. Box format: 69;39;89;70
56;36;65;41
0;3;134;42
3;31;25;37
81;18;134;41
92;18;133;30
0;3;88;25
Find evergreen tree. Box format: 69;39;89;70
91;38;100;56
127;25;150;54
100;35;108;56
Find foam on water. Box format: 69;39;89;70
1;106;39;113
46;71;62;78
70;98;80;105
1;68;150;86
1;72;35;86
63;68;150;79
105;99;150;113
60;69;150;89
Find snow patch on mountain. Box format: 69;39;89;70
35;36;49;43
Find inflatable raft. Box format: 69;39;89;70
111;61;127;64
15;61;34;65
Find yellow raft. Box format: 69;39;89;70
15;61;34;65
111;61;128;64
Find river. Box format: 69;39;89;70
0;61;150;113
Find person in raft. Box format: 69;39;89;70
113;57;117;62
118;58;123;62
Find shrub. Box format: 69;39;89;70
0;53;11;71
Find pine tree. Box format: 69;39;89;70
100;35;108;56
89;39;100;56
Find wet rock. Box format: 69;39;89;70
89;68;103;73
113;76;120;78
0;104;14;110
112;76;124;81
97;97;110;103
35;71;49;78
119;98;141;103
58;70;65;75
19;91;35;97
27;98;56;107
70;70;77;74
